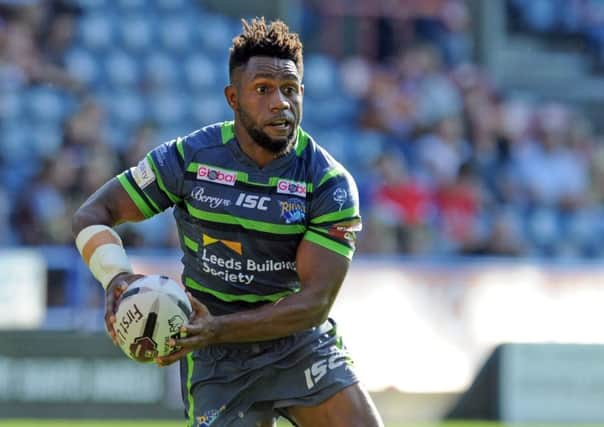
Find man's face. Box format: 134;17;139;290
229;56;303;154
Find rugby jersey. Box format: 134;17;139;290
117;121;361;315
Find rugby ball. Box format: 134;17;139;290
114;275;192;363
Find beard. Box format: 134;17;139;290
237;105;296;154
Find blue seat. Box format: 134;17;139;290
184;52;218;90
78;13;115;50
105;50;140;88
25;87;69;122
190;92;230;125
0;90;23;122
197;14;233;53
64;47;101;86
144;51;180;89
158;15;192;52
303;54;339;99
148;92;188;126
103;90;146;126
120;15;154;52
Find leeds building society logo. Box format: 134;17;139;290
279;198;306;224
276;179;306;198
197;164;237;186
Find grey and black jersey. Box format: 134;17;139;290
117;121;362;315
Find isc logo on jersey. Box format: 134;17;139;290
197;165;237;186
276;179;306;198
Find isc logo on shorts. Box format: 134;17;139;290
197;165;237;186
276;179;306;198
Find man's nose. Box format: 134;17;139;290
270;90;290;111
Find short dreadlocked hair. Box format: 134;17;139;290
229;17;304;81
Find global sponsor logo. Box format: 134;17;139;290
279;198;306;224
332;187;348;211
276;179;306;198
190;186;231;209
131;157;156;189
197;164;237;186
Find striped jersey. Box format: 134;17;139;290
117;121;361;315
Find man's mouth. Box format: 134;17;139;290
266;118;292;130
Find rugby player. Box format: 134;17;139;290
73;17;383;427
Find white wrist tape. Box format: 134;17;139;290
75;225;132;290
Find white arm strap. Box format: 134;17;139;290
75;225;133;290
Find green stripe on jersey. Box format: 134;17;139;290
295;128;309;156
221;120;235;144
146;153;182;204
183;234;198;252
304;230;354;259
318;166;346;187
176;137;185;159
117;172;156;219
185;277;295;303
311;207;358;225
186;353;195;427
186;202;305;234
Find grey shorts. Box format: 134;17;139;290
179;318;358;426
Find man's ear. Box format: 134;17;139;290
224;84;237;110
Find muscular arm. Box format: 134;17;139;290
182;239;350;346
72;177;146;236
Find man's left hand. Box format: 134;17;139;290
155;292;215;366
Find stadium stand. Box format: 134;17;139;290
2;0;604;261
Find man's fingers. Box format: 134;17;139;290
172;335;202;350
155;348;188;367
187;292;209;316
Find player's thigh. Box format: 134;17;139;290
285;383;383;427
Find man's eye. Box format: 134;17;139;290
284;86;297;95
256;86;267;94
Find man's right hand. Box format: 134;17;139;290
105;272;145;345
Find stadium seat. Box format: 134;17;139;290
78;13;115;51
148;91;188;126
64;47;101;86
197;14;233;53
24;87;70;122
143;51;180;89
190;93;231;125
157;15;192;52
115;0;146;10
0;90;23;122
101;90;146;127
120;15;154;52
302;54;339;99
104;50;140;88
184;53;219;90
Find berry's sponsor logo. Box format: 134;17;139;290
276;179;306;198
197;165;237;186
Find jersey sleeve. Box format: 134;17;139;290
116;137;186;218
304;167;362;259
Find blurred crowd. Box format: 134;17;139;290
2;0;604;259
